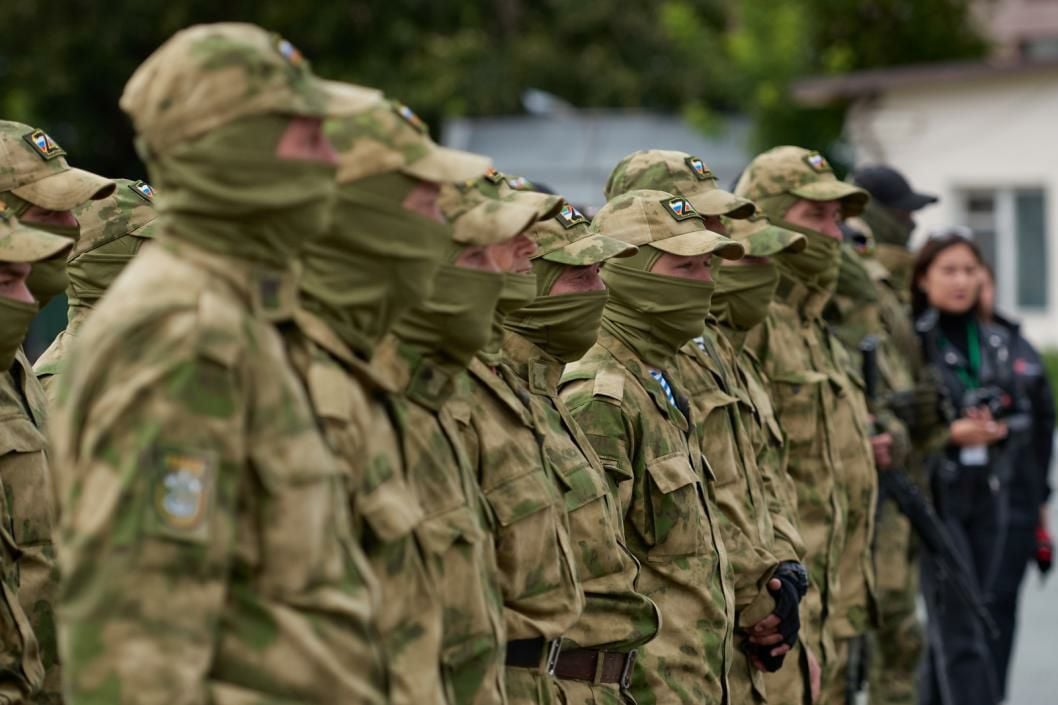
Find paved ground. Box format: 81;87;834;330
1005;468;1058;704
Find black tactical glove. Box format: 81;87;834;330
747;562;807;672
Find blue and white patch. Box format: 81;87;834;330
505;175;531;190
684;156;713;181
393;102;428;133
555;202;588;229
274;36;305;66
151;448;215;541
129;180;155;203
22;129;65;161
663;197;699;222
803;151;832;173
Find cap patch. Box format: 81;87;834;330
555;203;588;229
803;152;832;174
273;36;305;67
663;197;699;222
684;156;714;181
23;129;65;161
483;167;505;184
506;175;531;191
129;180;155;203
393;102;428;134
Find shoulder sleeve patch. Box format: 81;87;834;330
144;446;217;544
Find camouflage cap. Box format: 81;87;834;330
734;146;868;216
328;98;491;185
70;178;159;260
0;203;73;264
605;149;756;218
527;201;637;265
440;170;564;246
0;121;114;210
726;213;806;257
121;23;382;155
591;189;744;260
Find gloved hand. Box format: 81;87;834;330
746;562;807;672
1036;524;1053;578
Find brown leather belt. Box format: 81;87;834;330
553;648;637;688
505;637;563;674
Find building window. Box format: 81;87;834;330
959;187;1048;312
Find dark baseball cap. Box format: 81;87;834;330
851;165;937;212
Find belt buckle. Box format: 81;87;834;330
620;650;638;689
545;639;563;676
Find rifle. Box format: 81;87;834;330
859;336;999;640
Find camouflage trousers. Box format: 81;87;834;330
819;637;850;705
554;677;629;705
761;642;810;705
728;648;765;705
868;500;922;705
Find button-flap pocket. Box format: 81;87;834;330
306;361;354;422
484;469;556;527
637;454;709;560
693;389;740;486
558;466;609;512
647;453;699;493
416;504;485;556
0;418;44;455
357;473;424;544
770;371;826;447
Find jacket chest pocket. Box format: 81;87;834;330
693;388;742;487
0;418;52;547
250;429;351;596
549;444;625;580
634;453;710;561
483;468;567;587
771;371;827;447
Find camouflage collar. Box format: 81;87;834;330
774;273;829;321
501;331;563;397
160;236;300;322
294;309;395;394
596;330;689;431
371;335;459;412
466;357;535;427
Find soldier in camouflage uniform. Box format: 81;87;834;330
735;147;884;704
375;174;564;705
0;206;72;704
438;172;590;705
48;23;389;704
605;150;811;705
560;189;744;705
289;95;491;705
35;178;159;400
0;123;113;703
501;198;662;705
0;121;114;313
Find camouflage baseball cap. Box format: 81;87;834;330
0;203;73;264
440;170;564;246
0;121;114;210
726;213;806;257
328;98;490;184
591;189;744;260
70;178;159;260
527;201;636;265
605;149;756;218
735;146;868;216
121;23;382;155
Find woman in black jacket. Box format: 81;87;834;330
911;232;1022;705
977;263;1054;700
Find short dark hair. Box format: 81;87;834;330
911;233;986;319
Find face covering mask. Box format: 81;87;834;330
600;247;715;368
300;172;450;358
66;234;149;308
711;261;778;331
863;199;913;248
0;297;39;370
479;272;538;365
144;113;337;270
26;257;68;309
505;259;608;363
772;220;842;293
392;263;505;369
834;244;878;302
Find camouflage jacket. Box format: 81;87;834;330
372;335;507;705
0;350;48;704
48;238;387;705
747;278;877;650
501;332;659;654
33;309;88;403
560;331;734;705
287;311;443;705
449;356;583;643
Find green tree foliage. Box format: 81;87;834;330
0;0;988;180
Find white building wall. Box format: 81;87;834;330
847;67;1058;347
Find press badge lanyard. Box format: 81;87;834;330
944;318;981;390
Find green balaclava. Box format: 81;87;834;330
300;172;450;358
0;192;76;307
758;194;842;294
504;259;609;363
834;243;879;303
478;271;538;366
392;251;506;370
66;234;153;309
711;260;779;332
600;246;715;369
0;295;38;370
145;113;337;269
862;198;912;248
